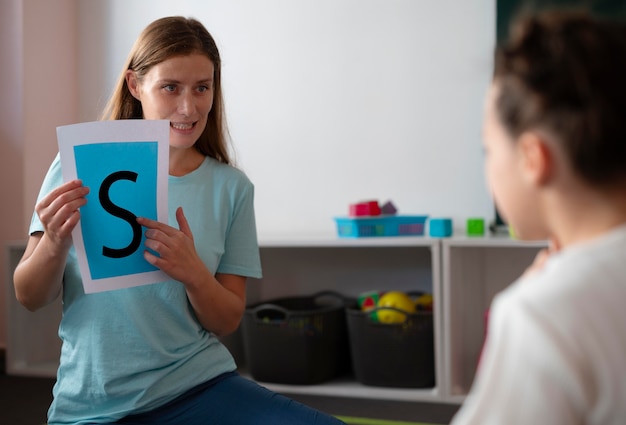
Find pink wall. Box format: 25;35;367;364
0;0;78;348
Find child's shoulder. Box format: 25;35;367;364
502;227;626;323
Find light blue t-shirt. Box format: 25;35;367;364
30;154;262;425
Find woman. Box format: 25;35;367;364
14;16;344;425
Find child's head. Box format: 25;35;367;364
102;16;231;164
484;10;626;240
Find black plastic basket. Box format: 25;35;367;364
346;305;435;388
241;291;352;385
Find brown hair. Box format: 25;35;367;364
494;9;626;186
101;16;232;164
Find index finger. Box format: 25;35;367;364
40;180;88;208
137;216;174;233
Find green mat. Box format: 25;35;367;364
335;416;442;425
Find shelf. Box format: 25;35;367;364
441;237;546;398
251;240;440;300
236;365;443;402
260;378;442;403
246;239;445;402
7;360;58;378
442;234;547;248
5;241;62;378
259;235;439;248
6;235;546;404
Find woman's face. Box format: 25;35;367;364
127;53;215;151
483;83;544;240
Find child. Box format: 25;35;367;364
451;9;626;425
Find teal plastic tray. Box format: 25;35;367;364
334;215;428;238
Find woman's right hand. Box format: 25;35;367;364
13;180;89;311
35;179;89;252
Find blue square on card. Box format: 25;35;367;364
74;141;159;280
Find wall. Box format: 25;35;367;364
78;0;496;238
0;0;78;348
1;0;495;348
1;0;25;350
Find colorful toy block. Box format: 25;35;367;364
349;200;381;217
381;201;398;215
467;218;485;236
357;290;381;322
429;218;453;237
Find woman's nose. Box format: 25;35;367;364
178;92;195;116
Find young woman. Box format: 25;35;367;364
451;10;626;425
13;16;344;425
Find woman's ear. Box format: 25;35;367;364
517;131;553;186
125;70;141;100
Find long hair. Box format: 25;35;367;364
101;16;232;164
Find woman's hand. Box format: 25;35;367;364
137;207;246;335
13;180;89;311
35;179;89;252
138;206;207;285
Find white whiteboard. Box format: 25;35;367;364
78;0;496;238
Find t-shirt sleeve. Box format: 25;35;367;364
216;179;263;279
29;153;63;235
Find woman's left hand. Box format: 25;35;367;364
137;207;207;285
137;207;246;335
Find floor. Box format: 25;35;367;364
0;373;53;425
287;393;460;424
0;350;460;425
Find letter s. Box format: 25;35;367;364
99;170;142;259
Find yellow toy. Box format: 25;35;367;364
415;293;433;311
376;291;416;324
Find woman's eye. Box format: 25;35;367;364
163;84;176;92
197;85;209;93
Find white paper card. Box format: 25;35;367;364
57;120;170;293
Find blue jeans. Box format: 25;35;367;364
114;372;345;425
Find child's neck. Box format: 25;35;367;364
546;184;626;248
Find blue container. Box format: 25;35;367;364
334;215;428;238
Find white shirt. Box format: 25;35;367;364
451;225;626;425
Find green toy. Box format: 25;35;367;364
467;218;485;236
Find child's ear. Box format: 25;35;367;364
517;131;553;186
125;70;141;100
